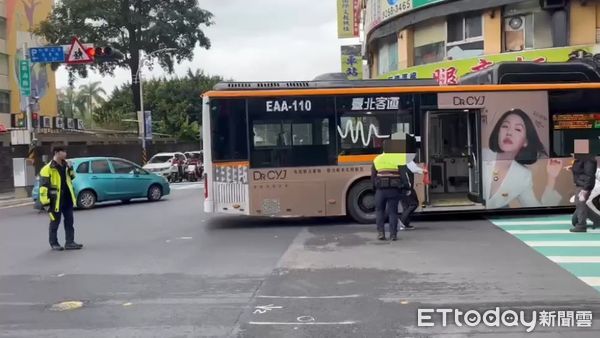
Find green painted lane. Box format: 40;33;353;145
514;233;600;241
559;263;600;277
535;247;600;256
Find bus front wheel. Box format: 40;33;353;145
347;180;376;224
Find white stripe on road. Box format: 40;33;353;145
494;220;593;226
547;256;600;263
256;294;361;299
578;277;600;286
170;184;203;190
525;241;600;247
508;229;600;234
248;321;357;326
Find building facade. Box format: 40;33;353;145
0;0;57;131
363;0;600;84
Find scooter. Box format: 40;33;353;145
185;162;199;182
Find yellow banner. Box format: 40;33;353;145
341;45;363;80
337;0;360;39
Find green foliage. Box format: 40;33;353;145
95;69;223;140
35;0;213;110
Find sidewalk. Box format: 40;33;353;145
0;192;33;209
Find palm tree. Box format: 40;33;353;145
78;81;107;121
57;86;80;118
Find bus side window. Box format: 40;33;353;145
210;99;248;161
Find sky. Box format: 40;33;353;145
55;0;360;94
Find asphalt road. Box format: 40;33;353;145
1;182;600;337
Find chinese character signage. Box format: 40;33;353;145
350;97;400;111
380;45;599;85
553;114;600;130
19;60;31;97
364;0;447;34
337;0;360;38
341;45;363;80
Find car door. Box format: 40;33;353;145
109;159;150;198
89;159;116;200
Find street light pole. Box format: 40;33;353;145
135;48;176;164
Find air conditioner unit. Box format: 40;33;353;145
505;16;526;52
505;16;525;31
539;0;566;10
53;116;64;129
66;118;75;129
42;116;52;128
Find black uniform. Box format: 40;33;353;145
400;169;418;228
571;156;597;231
371;164;411;240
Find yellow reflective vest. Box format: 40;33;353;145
373;153;408;171
39;160;77;212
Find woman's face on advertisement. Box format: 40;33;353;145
498;113;527;154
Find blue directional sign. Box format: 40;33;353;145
29;46;66;63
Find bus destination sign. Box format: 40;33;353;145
553;113;600;130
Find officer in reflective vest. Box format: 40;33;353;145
39;146;83;251
371;139;412;241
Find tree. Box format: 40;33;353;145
78;81;107;120
57;87;78;118
95;69;222;141
35;0;213;112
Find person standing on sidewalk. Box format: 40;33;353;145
39;146;83;250
568;139;597;233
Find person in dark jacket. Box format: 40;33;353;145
569;139;598;233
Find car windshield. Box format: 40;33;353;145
149;155;172;163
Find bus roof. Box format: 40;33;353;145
203;82;600;98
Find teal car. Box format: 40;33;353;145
33;157;170;209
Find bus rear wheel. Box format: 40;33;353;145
347;180;376;224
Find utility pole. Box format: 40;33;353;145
136;48;176;164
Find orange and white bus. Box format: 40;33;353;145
201;70;600;223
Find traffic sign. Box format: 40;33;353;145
66;37;93;64
19;60;31;97
29;46;66;63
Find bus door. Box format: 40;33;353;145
424;110;483;209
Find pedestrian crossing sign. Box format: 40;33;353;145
66;37;93;64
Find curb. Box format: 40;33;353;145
0;198;34;209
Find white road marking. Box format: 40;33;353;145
578;277;600;286
253;304;282;314
248;321;357;326
508;229;600;234
170;183;203;190
547;256;600;263
494;220;593;226
525;241;600;247
178;237;193;240
0;202;34;210
56;273;65;277
256;294;361;299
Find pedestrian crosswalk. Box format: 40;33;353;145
169;182;203;190
489;214;600;292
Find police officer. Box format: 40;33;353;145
39;146;83;251
371;139;412;241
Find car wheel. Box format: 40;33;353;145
347;179;376;224
147;185;163;202
77;190;97;209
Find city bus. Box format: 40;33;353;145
201;70;600;223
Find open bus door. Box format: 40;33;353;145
423;109;483;210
